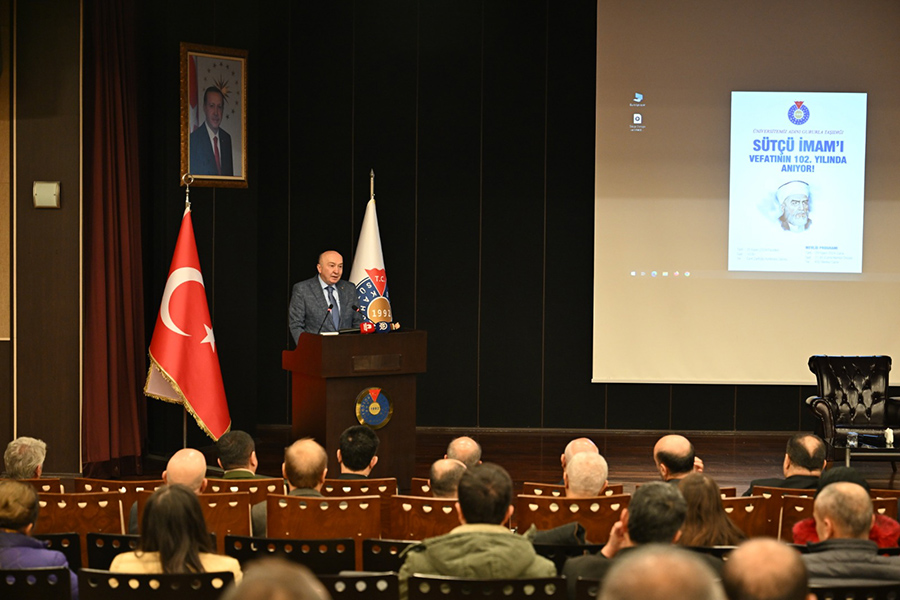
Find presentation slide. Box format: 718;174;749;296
592;0;900;385
728;92;867;273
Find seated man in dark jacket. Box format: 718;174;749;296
743;433;824;496
802;480;900;585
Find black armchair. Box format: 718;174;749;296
805;355;900;467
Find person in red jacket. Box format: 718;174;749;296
791;466;900;548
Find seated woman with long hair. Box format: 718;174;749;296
0;480;79;598
110;483;242;581
677;473;746;547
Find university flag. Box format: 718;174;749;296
144;205;231;440
349;199;393;323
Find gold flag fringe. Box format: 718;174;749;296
143;350;231;442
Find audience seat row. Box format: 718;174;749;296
2;564;896;600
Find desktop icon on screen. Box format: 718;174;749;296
633;92;643;103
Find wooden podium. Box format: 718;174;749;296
282;330;427;488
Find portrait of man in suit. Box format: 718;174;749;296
189;86;234;176
289;250;366;342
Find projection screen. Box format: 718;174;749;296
592;0;900;385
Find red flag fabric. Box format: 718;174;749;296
144;205;231;440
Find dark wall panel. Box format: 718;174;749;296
607;384;670;430
255;1;293;425
352;1;418;333
478;1;548;427
671;384;734;431
542;1;601;428
736;385;802;431
15;0;81;473
290;3;355;271
415;1;483;426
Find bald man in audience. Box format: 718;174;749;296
564;452;608;498
429;458;467;498
802;481;900;583
251;438;328;537
445;436;482;469
599;545;725;600
653;435;703;483
560;437;599;483
743;433;825;496
163;448;209;492
129;448;209;533
722;538;814;600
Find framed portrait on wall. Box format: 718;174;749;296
180;43;248;188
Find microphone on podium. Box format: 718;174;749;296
316;304;334;334
360;321;401;334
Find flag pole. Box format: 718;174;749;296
370;168;375;200
181;173;193;449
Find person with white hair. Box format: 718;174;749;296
3;437;47;479
777;180;812;231
564;452;608;498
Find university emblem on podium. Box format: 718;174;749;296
788;101;810;125
355;387;392;429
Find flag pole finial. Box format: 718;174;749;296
370;169;375;201
182;173;194;210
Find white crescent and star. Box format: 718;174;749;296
160;266;217;353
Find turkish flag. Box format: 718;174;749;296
144;205;231;440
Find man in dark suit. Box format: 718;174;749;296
653;434;704;483
743;433;825;496
189;86;233;176
289;250;366;342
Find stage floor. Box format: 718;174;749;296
253;429;900;494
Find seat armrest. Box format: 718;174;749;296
806;395;836;440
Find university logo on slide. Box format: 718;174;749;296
356;268;393;323
788;101;810;125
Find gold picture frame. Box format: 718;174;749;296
180;42;248;188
